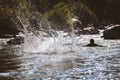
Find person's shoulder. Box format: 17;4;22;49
93;44;103;47
84;44;93;47
84;44;103;47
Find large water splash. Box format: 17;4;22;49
16;16;58;53
22;28;57;53
17;16;82;53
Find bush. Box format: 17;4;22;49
46;2;72;30
70;2;98;25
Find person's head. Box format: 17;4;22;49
90;39;94;44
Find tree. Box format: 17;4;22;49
46;2;72;30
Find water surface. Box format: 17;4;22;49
0;33;120;80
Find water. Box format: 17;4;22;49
0;31;120;80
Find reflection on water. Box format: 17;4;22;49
0;45;22;80
0;33;120;80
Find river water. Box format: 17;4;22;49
0;31;120;80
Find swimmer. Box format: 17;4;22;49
85;39;103;47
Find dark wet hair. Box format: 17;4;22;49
90;39;94;44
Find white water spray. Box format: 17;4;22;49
70;18;82;52
17;16;58;53
17;16;83;53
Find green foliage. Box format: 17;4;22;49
45;1;98;29
30;0;51;13
46;2;72;29
0;0;98;30
0;0;34;34
80;0;120;24
0;0;21;15
0;0;120;33
70;2;98;25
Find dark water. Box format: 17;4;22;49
0;34;120;80
0;46;21;79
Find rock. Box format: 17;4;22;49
103;25;120;39
7;36;24;45
0;34;13;38
75;27;99;36
0;13;21;38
